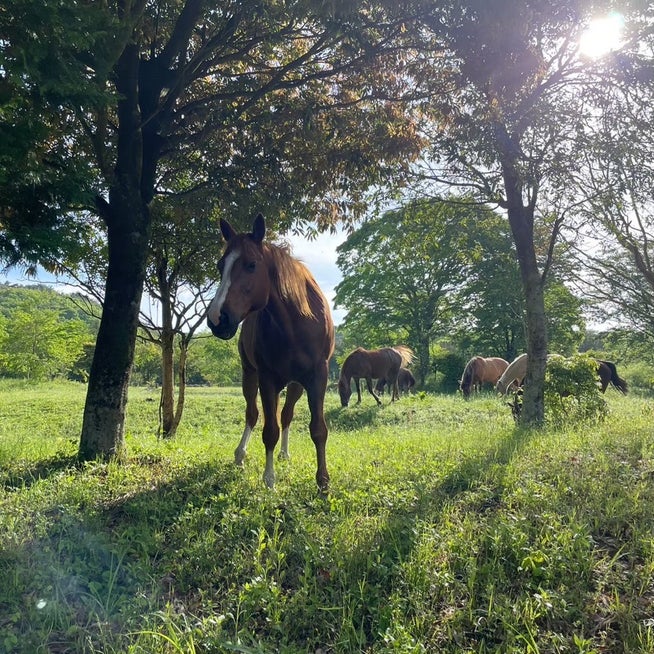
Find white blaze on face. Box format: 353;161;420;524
207;249;240;325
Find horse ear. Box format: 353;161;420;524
220;218;237;242
251;213;265;243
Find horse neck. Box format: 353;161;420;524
265;245;315;317
462;359;475;383
340;357;356;380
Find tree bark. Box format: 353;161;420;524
78;42;154;460
78;201;150;460
502;157;547;427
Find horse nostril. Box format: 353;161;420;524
220;309;229;325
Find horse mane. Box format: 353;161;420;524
263;242;318;318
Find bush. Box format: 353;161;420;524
544;354;608;426
620;362;654;395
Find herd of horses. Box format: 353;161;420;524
206;215;629;491
464;353;628;398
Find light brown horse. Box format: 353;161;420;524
338;346;414;406
459;356;509;399
206;214;334;491
495;353;527;395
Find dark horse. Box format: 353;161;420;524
375;367;416;396
338;346;414;406
596;360;628;394
206;214;335;491
459;356;509;399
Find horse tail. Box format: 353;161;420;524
393;345;415;368
600;360;628;394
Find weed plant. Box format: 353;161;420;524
1;382;653;652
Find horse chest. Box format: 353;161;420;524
242;310;319;386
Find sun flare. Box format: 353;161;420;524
579;12;625;58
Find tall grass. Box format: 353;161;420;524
1;382;653;652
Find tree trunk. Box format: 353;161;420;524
502;158;547;427
78;42;155;460
78;202;150;460
417;335;430;388
159;335;188;440
174;340;188;431
158;259;176;439
159;328;176;438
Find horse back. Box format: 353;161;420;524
485;357;509;381
342;347;401;380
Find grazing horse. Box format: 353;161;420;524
206;214;335;491
375;367;416;396
596;360;628;394
495;353;527;395
459;356;509;399
338;346;414;406
496;353;628;396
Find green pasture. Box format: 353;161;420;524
1;381;654;653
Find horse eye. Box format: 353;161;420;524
245;261;256;272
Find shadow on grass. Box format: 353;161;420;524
0;457;250;652
0;419;541;653
0;451;79;491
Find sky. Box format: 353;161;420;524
286;228;348;324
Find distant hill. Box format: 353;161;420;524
0;283;101;333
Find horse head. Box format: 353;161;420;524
207;214;270;340
338;376;352;407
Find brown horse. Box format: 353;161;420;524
375;367;416;396
206;214;335;491
459;356;509;399
338;346;414;406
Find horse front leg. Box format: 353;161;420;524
305;363;330;492
259;378;281;489
355;377;363;404
365;377;383;405
235;364;258;467
392;379;400;401
279;381;304;460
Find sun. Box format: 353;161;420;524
579;12;625;58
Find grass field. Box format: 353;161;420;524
1;380;654;653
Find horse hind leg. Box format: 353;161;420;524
365;377;383;405
279;381;304;461
235;364;258;467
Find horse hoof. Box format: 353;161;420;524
278;451;290;461
234;449;246;467
316;474;330;494
263;472;276;489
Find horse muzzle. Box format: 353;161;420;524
207;311;239;340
